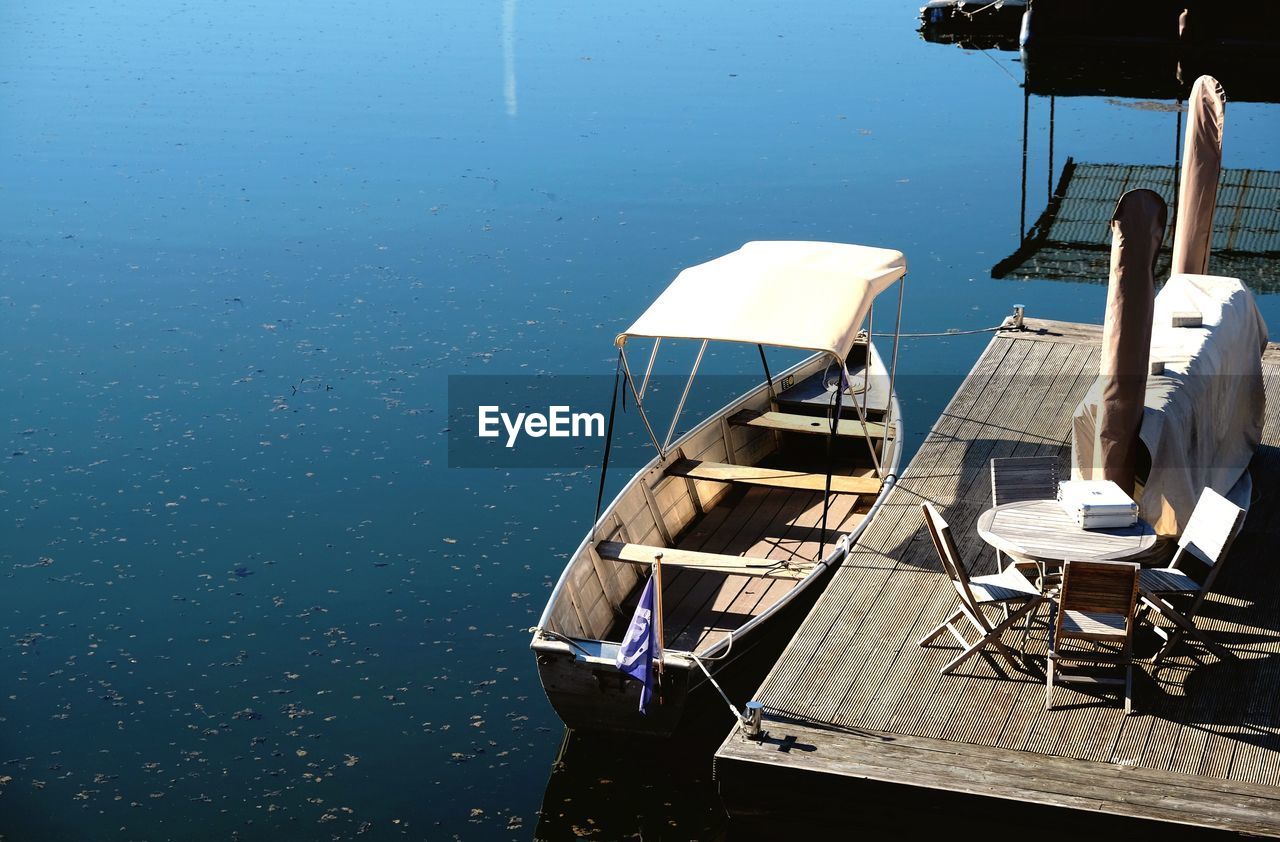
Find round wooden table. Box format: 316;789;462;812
976;499;1157;565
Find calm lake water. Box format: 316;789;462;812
1;1;1277;839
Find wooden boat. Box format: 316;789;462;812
530;241;908;737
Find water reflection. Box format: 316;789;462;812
918;11;1280;292
535;729;727;841
919;0;1280;100
503;0;518;117
987;69;1280;291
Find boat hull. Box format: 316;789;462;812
533;648;692;738
532;344;903;738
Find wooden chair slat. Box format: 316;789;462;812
990;456;1059;507
1049;559;1140;714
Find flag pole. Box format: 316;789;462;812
653;552;665;685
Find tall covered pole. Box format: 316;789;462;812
1094;189;1167;495
1171;75;1225;277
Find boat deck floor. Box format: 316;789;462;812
610;483;870;654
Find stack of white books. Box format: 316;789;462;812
1057;480;1138;529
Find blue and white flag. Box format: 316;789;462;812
615;575;660;713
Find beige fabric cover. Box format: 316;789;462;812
1093;189;1165;496
1073;274;1268;536
1171;76;1225;276
616;241;906;362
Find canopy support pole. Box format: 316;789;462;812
591;352;625;542
848;301;885;478
757;344;776;403
662;339;708;454
820;373;843;558
844;366;883;479
638;338;661;401
852;304;873;399
619;347;663;454
885;274;906;441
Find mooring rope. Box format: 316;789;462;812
689;651;745;724
528;626;595;658
897;318;1019;339
959;0;1003;19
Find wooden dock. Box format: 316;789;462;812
715;318;1280;836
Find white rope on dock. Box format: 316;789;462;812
898;315;1020;338
689;651;745;725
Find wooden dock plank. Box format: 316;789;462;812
862;339;1062;738
757;332;1028;716
915;340;1091;742
715;325;1280;836
894;339;1081;740
717;717;1280;836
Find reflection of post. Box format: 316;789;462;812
502;0;518;117
1020;86;1029;244
1047;95;1055;201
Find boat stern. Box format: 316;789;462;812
531;633;692;738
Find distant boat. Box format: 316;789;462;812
530;241;908;737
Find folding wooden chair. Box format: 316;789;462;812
1047;559;1140;714
1139;487;1246;667
989;456;1059;578
990;456;1059;508
918;503;1044;675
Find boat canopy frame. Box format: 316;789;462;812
593;241;908;555
612;241;908;466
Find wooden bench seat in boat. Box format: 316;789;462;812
665;458;882;495
596;541;814;580
728;409;888;440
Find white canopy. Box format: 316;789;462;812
616;241;907;361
